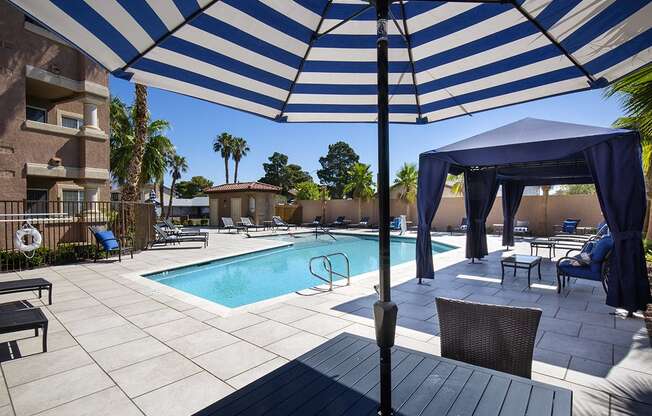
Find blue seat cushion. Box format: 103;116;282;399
562;219;579;233
95;231;119;251
558;261;601;281
589;236;613;273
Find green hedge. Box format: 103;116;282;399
0;244;102;271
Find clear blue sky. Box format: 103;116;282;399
109;75;625;186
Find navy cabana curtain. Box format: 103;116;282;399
464;169;499;259
416;156;450;280
502;182;525;247
583;136;651;312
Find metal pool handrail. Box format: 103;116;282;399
308;252;351;291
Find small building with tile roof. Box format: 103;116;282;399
204;182;281;226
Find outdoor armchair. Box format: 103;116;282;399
88;226;133;262
556;235;613;294
436;297;541;379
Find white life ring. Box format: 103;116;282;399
14;226;42;253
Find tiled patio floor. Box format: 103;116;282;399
0;229;649;415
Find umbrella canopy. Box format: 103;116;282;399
9;1;651;414
10;0;652;123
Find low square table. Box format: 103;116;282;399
530;238;556;259
501;255;542;287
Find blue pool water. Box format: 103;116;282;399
144;234;454;308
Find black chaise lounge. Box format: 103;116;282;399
0;278;52;305
0;307;48;352
161;219;207;237
151;224;208;248
220;217;244;233
240;217;264;231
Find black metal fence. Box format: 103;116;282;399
0;200;155;272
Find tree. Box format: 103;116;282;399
260;153;312;196
343;163;375;221
213;132;234;184
605;64;652;239
393;163;418;220
175;176;214;198
446;174;464;195
231;137;250;183
317;141;359;198
557;184;596;195
166;154;188;219
295;181;321;200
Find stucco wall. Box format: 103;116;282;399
208;192;276;226
0;2;109;201
297;193;603;235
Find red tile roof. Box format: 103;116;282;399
204;182;282;193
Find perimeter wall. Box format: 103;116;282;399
297;193;603;236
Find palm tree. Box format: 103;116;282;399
447;174;464;195
109;98;173;188
231;137;250;183
121;84;148;208
213;132;234;183
166;154;188;219
343;163;375;221
605;64;652;239
393;163;418;220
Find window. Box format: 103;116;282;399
62;190;85;216
26;106;47;123
26;189;48;214
61;116;82;129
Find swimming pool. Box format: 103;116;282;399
144;233;454;308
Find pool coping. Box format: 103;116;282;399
119;232;458;317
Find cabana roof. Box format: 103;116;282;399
421;118;639;182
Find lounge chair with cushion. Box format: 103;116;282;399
89;226;133;262
450;217;468;235
513;220;530;236
553;218;581;235
302;216;322;227
0;307;48;352
389;217;401;231
220;217;244;233
240;217;264;231
352;216;372;228
556;234;613;294
0;278;52;305
329;216;347;228
272;216;297;230
436;297;541;378
150;224;208;248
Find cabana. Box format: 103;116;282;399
416;118;650;314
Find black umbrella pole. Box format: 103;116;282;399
374;1;397;415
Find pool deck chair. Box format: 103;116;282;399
272;216;296;230
352;216;372;228
89;226;133;262
451;218;468;235
329;216;347;228
161;219;206;236
0;307;48;352
240;217;264;231
220;217;243;233
151;224;208;248
0;278;52;305
436;297;541;378
514;220;530;236
302;216;322;227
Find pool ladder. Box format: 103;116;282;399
309;252;350;291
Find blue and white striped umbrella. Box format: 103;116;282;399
9;0;652;124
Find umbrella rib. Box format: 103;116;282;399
120;0;222;73
509;0;598;86
279;1;374;120
398;0;423;121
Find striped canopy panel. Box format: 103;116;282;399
10;0;652;123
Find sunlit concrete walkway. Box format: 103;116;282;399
0;229;649;415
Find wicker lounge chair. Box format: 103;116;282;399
240;217;264;231
150;224;208;248
0;278;52;305
0;307;48;352
436;297;541;378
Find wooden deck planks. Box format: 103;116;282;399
195;334;571;416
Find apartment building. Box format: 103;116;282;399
0;2;110;213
